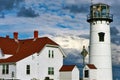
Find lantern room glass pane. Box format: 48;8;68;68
90;4;110;18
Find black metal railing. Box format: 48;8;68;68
87;14;113;22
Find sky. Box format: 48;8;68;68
0;0;120;66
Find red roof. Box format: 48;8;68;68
59;65;75;72
86;64;97;69
0;37;58;63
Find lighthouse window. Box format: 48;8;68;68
98;32;105;42
84;70;89;78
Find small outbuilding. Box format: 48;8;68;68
83;64;97;80
59;65;79;80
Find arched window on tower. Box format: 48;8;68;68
98;32;105;42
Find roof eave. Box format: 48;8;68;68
0;62;16;64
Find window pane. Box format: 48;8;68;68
6;64;9;74
48;67;51;75
27;70;30;74
85;70;89;78
2;65;5;74
27;65;30;69
2;64;9;74
2;69;5;74
26;65;30;74
52;50;54;58
48;67;54;75
12;71;14;77
98;32;105;42
48;50;50;58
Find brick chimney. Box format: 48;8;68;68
6;35;9;38
34;30;38;39
13;32;18;42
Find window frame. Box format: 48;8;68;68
2;64;5;74
48;67;54;75
52;50;54;58
2;64;9;75
48;50;54;58
26;65;30;75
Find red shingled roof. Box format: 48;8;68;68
86;64;97;69
0;37;58;63
59;65;75;71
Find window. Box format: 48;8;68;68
48;50;54;58
6;65;9;74
48;67;54;75
84;70;89;78
26;65;30;75
52;50;54;58
2;65;5;74
48;50;51;58
2;64;9;74
98;32;105;42
12;71;15;77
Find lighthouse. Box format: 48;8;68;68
87;3;113;80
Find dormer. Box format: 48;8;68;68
0;48;4;59
0;48;13;59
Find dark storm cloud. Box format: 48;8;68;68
109;0;120;27
17;7;39;17
111;1;120;16
0;0;24;11
110;27;119;36
110;27;120;45
63;4;89;13
63;0;90;13
0;0;15;11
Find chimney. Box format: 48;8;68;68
6;35;9;38
34;30;38;39
13;32;18;42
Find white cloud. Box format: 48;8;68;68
52;34;89;50
50;34;89;64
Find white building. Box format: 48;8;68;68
0;31;67;80
59;65;79;80
83;64;97;80
85;3;113;80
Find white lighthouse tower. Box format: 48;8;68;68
87;3;113;80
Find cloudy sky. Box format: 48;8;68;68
0;0;120;65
